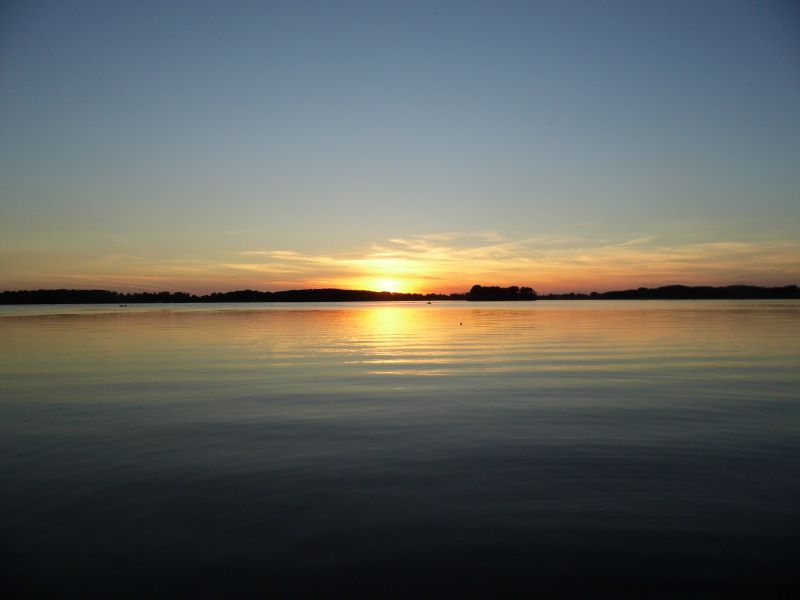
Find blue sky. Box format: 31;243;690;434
1;0;798;292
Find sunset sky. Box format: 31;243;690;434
1;1;798;293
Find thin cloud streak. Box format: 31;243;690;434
226;233;800;293
3;232;797;294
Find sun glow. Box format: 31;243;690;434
376;278;403;293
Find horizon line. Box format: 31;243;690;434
2;283;799;297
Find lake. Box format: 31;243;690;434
1;301;798;597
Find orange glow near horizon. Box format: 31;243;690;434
2;233;798;295
342;276;422;294
375;278;402;293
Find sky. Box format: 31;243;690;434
1;0;798;293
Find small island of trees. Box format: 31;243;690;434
465;285;537;301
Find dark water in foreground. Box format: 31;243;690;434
1;301;799;597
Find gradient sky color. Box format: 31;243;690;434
1;0;799;293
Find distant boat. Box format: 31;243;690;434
426;301;432;304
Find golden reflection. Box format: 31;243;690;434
3;303;796;385
358;306;416;338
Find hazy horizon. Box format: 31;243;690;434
2;281;800;298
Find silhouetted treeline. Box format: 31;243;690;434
0;288;463;304
1;284;798;304
207;289;463;302
538;285;800;300
466;285;537;301
0;290;198;304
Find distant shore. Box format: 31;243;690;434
1;284;798;304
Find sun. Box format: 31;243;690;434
376;278;402;293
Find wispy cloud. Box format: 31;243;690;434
223;232;800;293
7;231;796;294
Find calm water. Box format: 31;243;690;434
2;301;799;597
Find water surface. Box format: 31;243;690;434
1;301;799;596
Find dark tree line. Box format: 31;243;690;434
0;288;464;304
538;285;800;300
1;284;797;304
466;285;537;301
